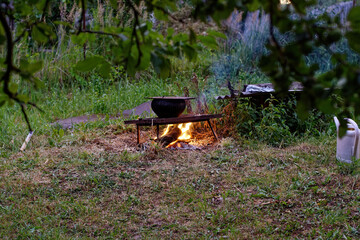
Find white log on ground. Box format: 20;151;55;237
20;131;34;152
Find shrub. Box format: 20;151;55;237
230;95;333;147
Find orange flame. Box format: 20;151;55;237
177;123;192;140
160;123;193;147
161;124;173;137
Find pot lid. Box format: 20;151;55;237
147;96;195;100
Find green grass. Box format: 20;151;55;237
1;128;359;239
0;75;195;156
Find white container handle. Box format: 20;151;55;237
334;116;340;131
345;118;359;158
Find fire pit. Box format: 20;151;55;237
124;114;222;144
125;96;222;146
147;97;195;118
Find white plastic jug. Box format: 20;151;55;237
334;116;360;163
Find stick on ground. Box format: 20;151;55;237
20;131;34;151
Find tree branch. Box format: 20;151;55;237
81;29;126;39
0;11;14;98
268;2;281;54
0;11;33;132
13;27;28;43
20;104;32;132
77;0;86;34
41;0;51;22
154;5;185;23
82;0;87;59
126;0;143;68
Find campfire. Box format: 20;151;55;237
157;123;198;149
124;96;222;146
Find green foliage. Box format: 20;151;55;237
234;96;333;147
336;157;360;175
1;0;360;132
0;0;226;130
259;2;360;124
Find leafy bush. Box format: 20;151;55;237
232;95;333;147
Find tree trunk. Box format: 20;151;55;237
82;6;87;59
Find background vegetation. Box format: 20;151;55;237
1;1;360;238
1;0;359;153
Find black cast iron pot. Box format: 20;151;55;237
148;97;195;118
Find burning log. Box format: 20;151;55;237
157;125;182;146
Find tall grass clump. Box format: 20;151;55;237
209;10;270;90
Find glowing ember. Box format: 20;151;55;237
167;141;199;150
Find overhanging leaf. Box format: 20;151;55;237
9;82;18;94
345;31;360;54
348;6;360;29
34;78;45;89
139;45;151;70
32;26;48;44
20;60;43;76
182;44;197;61
189;28;197;44
27;61;43;74
198;35;218;49
150;52;170;78
75;56;105;72
154;9;168;21
206;29;226;39
17;94;30;103
71;33;96;46
109;0;118;8
53;21;72;27
98;61;112;78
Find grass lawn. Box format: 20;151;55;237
1;119;359;239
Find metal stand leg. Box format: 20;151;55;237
156;124;159;139
207;120;218;140
137;125;140;144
